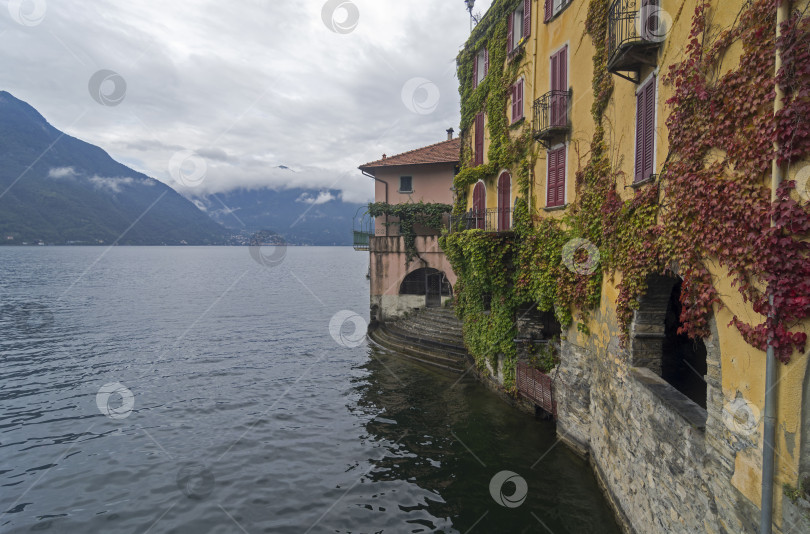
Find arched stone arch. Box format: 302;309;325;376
630;273;716;410
399;267;452;307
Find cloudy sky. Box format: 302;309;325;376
1;0;493;203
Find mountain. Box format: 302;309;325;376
0;91;228;245
192;186;368;246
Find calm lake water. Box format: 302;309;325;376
0;247;620;533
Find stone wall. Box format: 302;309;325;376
556;314;762;534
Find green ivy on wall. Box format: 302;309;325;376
442;0;810;391
367;201;452;263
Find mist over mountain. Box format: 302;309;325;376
192;186;368;246
0;91;229;245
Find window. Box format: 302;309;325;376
550;46;568;127
510;78;524;124
474;112;485;166
472;181;486;229
634;76;656;182
473;48;489;89
399;176;413;193
507;0;531;53
544;0;571;22
497;172;511;231
546;146;565;207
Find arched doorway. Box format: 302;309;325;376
631;274;708;410
400;268;453;308
472;181;486;230
497;172;511;231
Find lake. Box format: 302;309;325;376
0;246;620;533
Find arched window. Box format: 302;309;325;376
631;274;708;410
497;172;511;231
472;181;486;230
399;268;453;307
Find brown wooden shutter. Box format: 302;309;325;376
555;146;566;205
498;173;511;231
544;0;552;22
473;181;486;229
634;88;644;182
484;48;489;77
473;54;479;89
643;78;656;180
510;84;517;122
507;11;514;52
547;150;557;206
516;79;524;120
523;0;531;38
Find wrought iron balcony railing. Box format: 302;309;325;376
533;90;570;146
449;207;514;233
607;0;664;82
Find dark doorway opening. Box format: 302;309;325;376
400;268;452;307
662;280;708;409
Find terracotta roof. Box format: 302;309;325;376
359;137;461;172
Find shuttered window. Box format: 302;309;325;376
550;46;568;127
507;1;531;52
546;146;566;207
634;77;656;183
511;79;524;123
545;0;571;22
474;112;485;167
473;48;488;89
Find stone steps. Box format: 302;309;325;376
369;327;468;373
368;306;470;374
388;320;465;346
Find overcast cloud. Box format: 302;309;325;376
1;0;493;203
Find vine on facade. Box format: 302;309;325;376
367;201;452;263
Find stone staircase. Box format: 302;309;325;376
369;306;470;373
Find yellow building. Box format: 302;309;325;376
444;0;810;532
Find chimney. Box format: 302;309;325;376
382;154;387;159
446;127;454;140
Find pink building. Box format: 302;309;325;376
358;132;460;323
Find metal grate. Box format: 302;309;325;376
448;207;514;233
533;90;571;145
516;361;557;418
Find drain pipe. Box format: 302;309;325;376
362;170;389;236
760;2;790;533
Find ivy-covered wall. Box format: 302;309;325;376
443;0;810;524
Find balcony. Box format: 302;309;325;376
533;90;571;147
607;0;664;83
449;207;514;233
352;208;374;251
